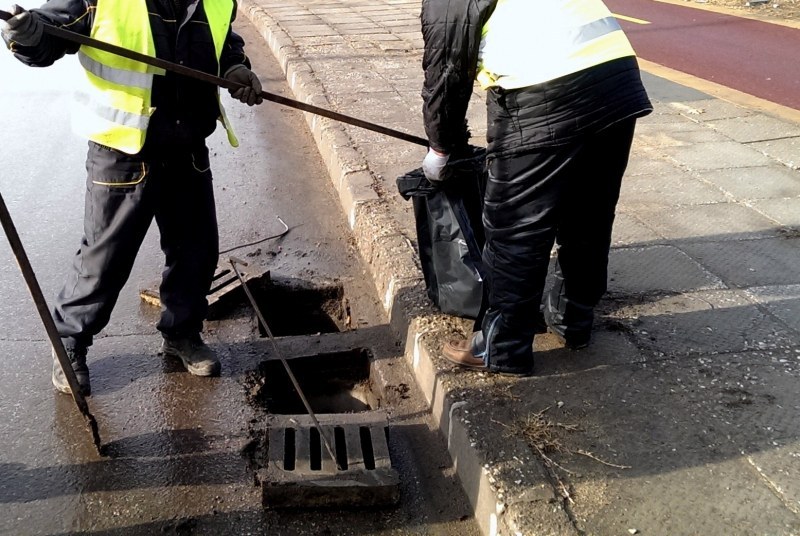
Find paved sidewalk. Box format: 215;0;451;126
238;1;800;534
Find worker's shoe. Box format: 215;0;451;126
543;303;593;350
51;346;91;396
444;331;535;377
549;326;592;350
442;335;487;370
161;334;221;377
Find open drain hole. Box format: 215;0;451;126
309;428;321;471
257;349;378;414
334;427;348;470
254;277;348;337
360;427;375;470
283;428;295;471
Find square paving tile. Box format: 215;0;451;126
634;203;779;242
697;166;800;201
608;245;725;295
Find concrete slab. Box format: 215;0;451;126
635;108;690;125
610;213;665;247
635;121;731;147
661;141;774;171
618;170;729;208
623;152;685;177
750;137;800;169
751;198;800;229
632;202;780;242
706;115;800;143
696;165;800;200
681;237;800;287
608;245;725;295
672;98;756;122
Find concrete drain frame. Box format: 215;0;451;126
228;273;400;508
261;410;399;508
248;347;400;508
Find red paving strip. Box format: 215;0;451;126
605;0;800;110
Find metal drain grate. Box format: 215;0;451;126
140;262;269;319
261;410;400;508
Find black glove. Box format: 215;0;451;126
224;64;263;106
1;4;43;48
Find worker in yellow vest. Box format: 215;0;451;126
1;0;263;395
420;0;653;375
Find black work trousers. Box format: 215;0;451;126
475;119;637;374
52;141;219;351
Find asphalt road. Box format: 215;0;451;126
606;0;800;110
0;20;479;535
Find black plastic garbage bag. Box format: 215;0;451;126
397;147;486;319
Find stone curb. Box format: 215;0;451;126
238;3;570;534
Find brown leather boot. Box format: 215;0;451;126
442;335;486;370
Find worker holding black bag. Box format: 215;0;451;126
420;0;652;376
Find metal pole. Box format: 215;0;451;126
228;257;340;470
0;10;429;147
0;191;104;454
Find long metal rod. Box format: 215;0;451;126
0;191;104;454
228;257;340;470
0;10;429;147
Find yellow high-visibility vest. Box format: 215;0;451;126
477;0;637;90
74;0;238;154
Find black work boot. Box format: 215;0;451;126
161;334;221;377
51;346;91;396
544;293;594;350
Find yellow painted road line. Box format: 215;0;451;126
612;13;651;24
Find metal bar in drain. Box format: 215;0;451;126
228;257;341;470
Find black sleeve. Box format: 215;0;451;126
7;0;93;67
420;0;496;154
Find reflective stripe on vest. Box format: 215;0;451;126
203;0;239;147
477;0;637;90
74;0;236;154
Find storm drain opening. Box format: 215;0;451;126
257;349;378;415
252;276;348;337
139;270;348;337
261;411;400;508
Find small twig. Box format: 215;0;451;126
571;449;631;469
535;445;575;477
554;422;579;432
533;445;575;504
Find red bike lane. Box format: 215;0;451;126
605;0;800;111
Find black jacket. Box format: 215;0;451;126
421;0;653;157
10;0;249;151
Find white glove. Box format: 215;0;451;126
1;4;43;48
422;148;449;182
224;64;263;106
